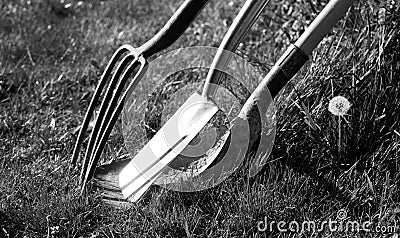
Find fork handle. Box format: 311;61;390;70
139;0;210;58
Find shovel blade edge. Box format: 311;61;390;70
119;92;219;201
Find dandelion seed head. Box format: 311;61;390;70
378;7;386;25
328;96;351;116
50;226;60;235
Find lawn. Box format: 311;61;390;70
1;0;399;237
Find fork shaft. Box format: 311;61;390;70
139;0;210;58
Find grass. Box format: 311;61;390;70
0;0;399;237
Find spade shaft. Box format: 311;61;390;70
118;0;271;202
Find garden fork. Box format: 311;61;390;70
71;0;211;187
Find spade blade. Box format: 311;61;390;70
119;92;219;202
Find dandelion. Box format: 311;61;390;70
328;95;351;164
50;226;60;235
328;96;351;116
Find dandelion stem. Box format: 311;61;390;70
338;116;341;165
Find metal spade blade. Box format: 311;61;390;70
119;92;218;201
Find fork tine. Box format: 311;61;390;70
82;58;139;181
79;52;137;184
89;59;142;163
71;45;133;168
81;56;148;189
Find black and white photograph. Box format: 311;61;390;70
1;0;399;237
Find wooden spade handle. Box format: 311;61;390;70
295;0;356;55
239;0;356;148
